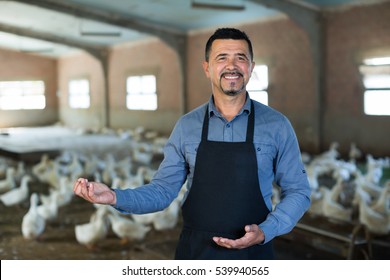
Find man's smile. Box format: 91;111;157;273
221;72;243;81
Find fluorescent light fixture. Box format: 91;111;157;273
79;20;122;37
20;48;54;53
80;31;122;37
191;0;245;10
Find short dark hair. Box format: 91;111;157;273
205;28;253;62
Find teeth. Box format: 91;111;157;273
224;75;240;79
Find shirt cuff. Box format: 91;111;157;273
112;189;132;213
259;220;277;244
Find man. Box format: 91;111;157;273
74;27;311;259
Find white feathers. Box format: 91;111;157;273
22;193;46;240
0;174;31;207
108;211;151;243
302;143;390;235
355;186;390;235
37;191;60;221
322;177;353;223
3;127;387;251
152;199;180;231
0;167;16;193
74;205;111;249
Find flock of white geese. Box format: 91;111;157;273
298;142;389;236
0;126;184;249
0;127;389;250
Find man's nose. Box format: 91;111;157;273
225;58;237;70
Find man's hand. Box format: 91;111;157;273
213;224;265;249
73;178;116;205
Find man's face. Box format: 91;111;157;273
203;39;255;97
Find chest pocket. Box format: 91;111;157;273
254;143;277;174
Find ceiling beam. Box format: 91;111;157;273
10;0;186;51
248;0;320;35
0;22;107;60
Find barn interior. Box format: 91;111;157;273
0;0;389;260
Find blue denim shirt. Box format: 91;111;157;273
114;95;311;243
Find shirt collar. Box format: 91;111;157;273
208;92;252;118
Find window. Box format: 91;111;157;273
0;80;45;110
359;57;390;116
68;79;90;109
126;75;157;110
247;65;268;105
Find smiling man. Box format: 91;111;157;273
74;28;311;260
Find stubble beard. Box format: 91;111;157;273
220;79;246;96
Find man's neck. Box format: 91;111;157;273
213;91;246;121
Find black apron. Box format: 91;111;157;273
175;101;274;259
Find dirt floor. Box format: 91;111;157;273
0;185;182;260
0;184;329;260
1;179;389;260
0;126;388;260
1;159;389;260
0;172;337;260
0;177;370;261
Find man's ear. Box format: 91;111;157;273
250;61;256;74
202;61;210;78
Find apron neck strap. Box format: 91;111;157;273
201;100;255;143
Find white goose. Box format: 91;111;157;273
133;143;154;165
132;212;159;226
14;161;27;183
122;166;146;189
152;199;181;231
349;142;362;163
107;211;151;244
0;174;31;207
0;167;16;193
136;186;186;226
21;193;46;240
355;174;383;200
66;153;84;182
305;164;321;192
37;190;60;222
152;185;186;230
355;187;389;235
322;177;353;223
74;205;111;250
40;161;62;189
115;156;133;178
55;175;74;207
101;154;117;185
83;154;101;177
32;153;53;181
360;154;388;198
370;180;390;215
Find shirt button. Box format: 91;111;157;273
257;147;261;151
226;124;231;128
